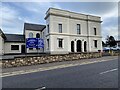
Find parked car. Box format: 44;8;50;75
111;46;120;51
103;47;110;52
103;46;120;52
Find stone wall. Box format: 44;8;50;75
2;53;103;68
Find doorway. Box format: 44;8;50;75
71;41;74;52
77;40;82;52
84;41;87;52
21;45;26;54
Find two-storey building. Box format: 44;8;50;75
44;8;102;54
0;8;102;55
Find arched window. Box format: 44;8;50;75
84;41;87;52
36;33;40;38
71;41;74;52
29;32;33;38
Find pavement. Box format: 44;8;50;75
2;56;118;88
2;56;118;77
0;53;47;60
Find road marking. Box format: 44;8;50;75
35;86;46;90
1;58;117;77
100;68;118;74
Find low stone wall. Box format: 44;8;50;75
102;51;120;56
2;53;102;68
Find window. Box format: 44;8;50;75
36;33;40;38
94;28;97;35
43;32;44;38
29;48;33;50
29;32;33;38
94;40;97;48
77;24;81;34
11;45;19;50
59;24;62;33
36;48;40;50
47;39;49;49
47;24;49;33
41;32;42;38
58;39;63;48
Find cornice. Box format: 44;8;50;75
46;33;102;38
45;13;102;23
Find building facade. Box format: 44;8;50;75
0;8;102;55
24;23;46;53
44;8;102;54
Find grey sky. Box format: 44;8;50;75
0;2;118;41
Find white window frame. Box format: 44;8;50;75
58;38;63;48
77;24;81;34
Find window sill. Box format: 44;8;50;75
11;50;19;51
57;47;63;49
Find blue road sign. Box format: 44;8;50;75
26;38;44;48
26;38;37;48
37;38;44;48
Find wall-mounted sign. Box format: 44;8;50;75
26;38;44;48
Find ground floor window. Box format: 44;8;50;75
47;39;49;49
94;40;97;48
58;38;63;48
11;45;19;50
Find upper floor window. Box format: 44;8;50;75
47;24;49;33
58;38;63;48
94;40;97;48
29;32;33;38
43;32;44;38
77;24;81;34
94;28;97;35
36;33;40;38
58;24;62;33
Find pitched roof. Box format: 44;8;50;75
5;34;25;42
0;29;6;39
24;23;46;31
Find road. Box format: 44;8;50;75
2;57;118;89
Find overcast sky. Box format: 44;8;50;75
0;2;118;41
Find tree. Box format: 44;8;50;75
102;41;106;47
106;36;117;47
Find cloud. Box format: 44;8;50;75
1;3;19;26
102;26;118;41
1;3;24;34
101;5;118;21
1;2;62;34
1;2;118;43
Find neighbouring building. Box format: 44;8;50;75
0;8;102;55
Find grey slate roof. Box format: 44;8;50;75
24;23;46;31
5;34;25;42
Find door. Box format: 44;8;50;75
77;40;82;52
21;45;25;53
71;41;74;52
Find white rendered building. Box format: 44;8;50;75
0;8;102;55
44;8;102;54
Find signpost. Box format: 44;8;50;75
26;38;44;55
26;38;37;48
37;38;44;48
